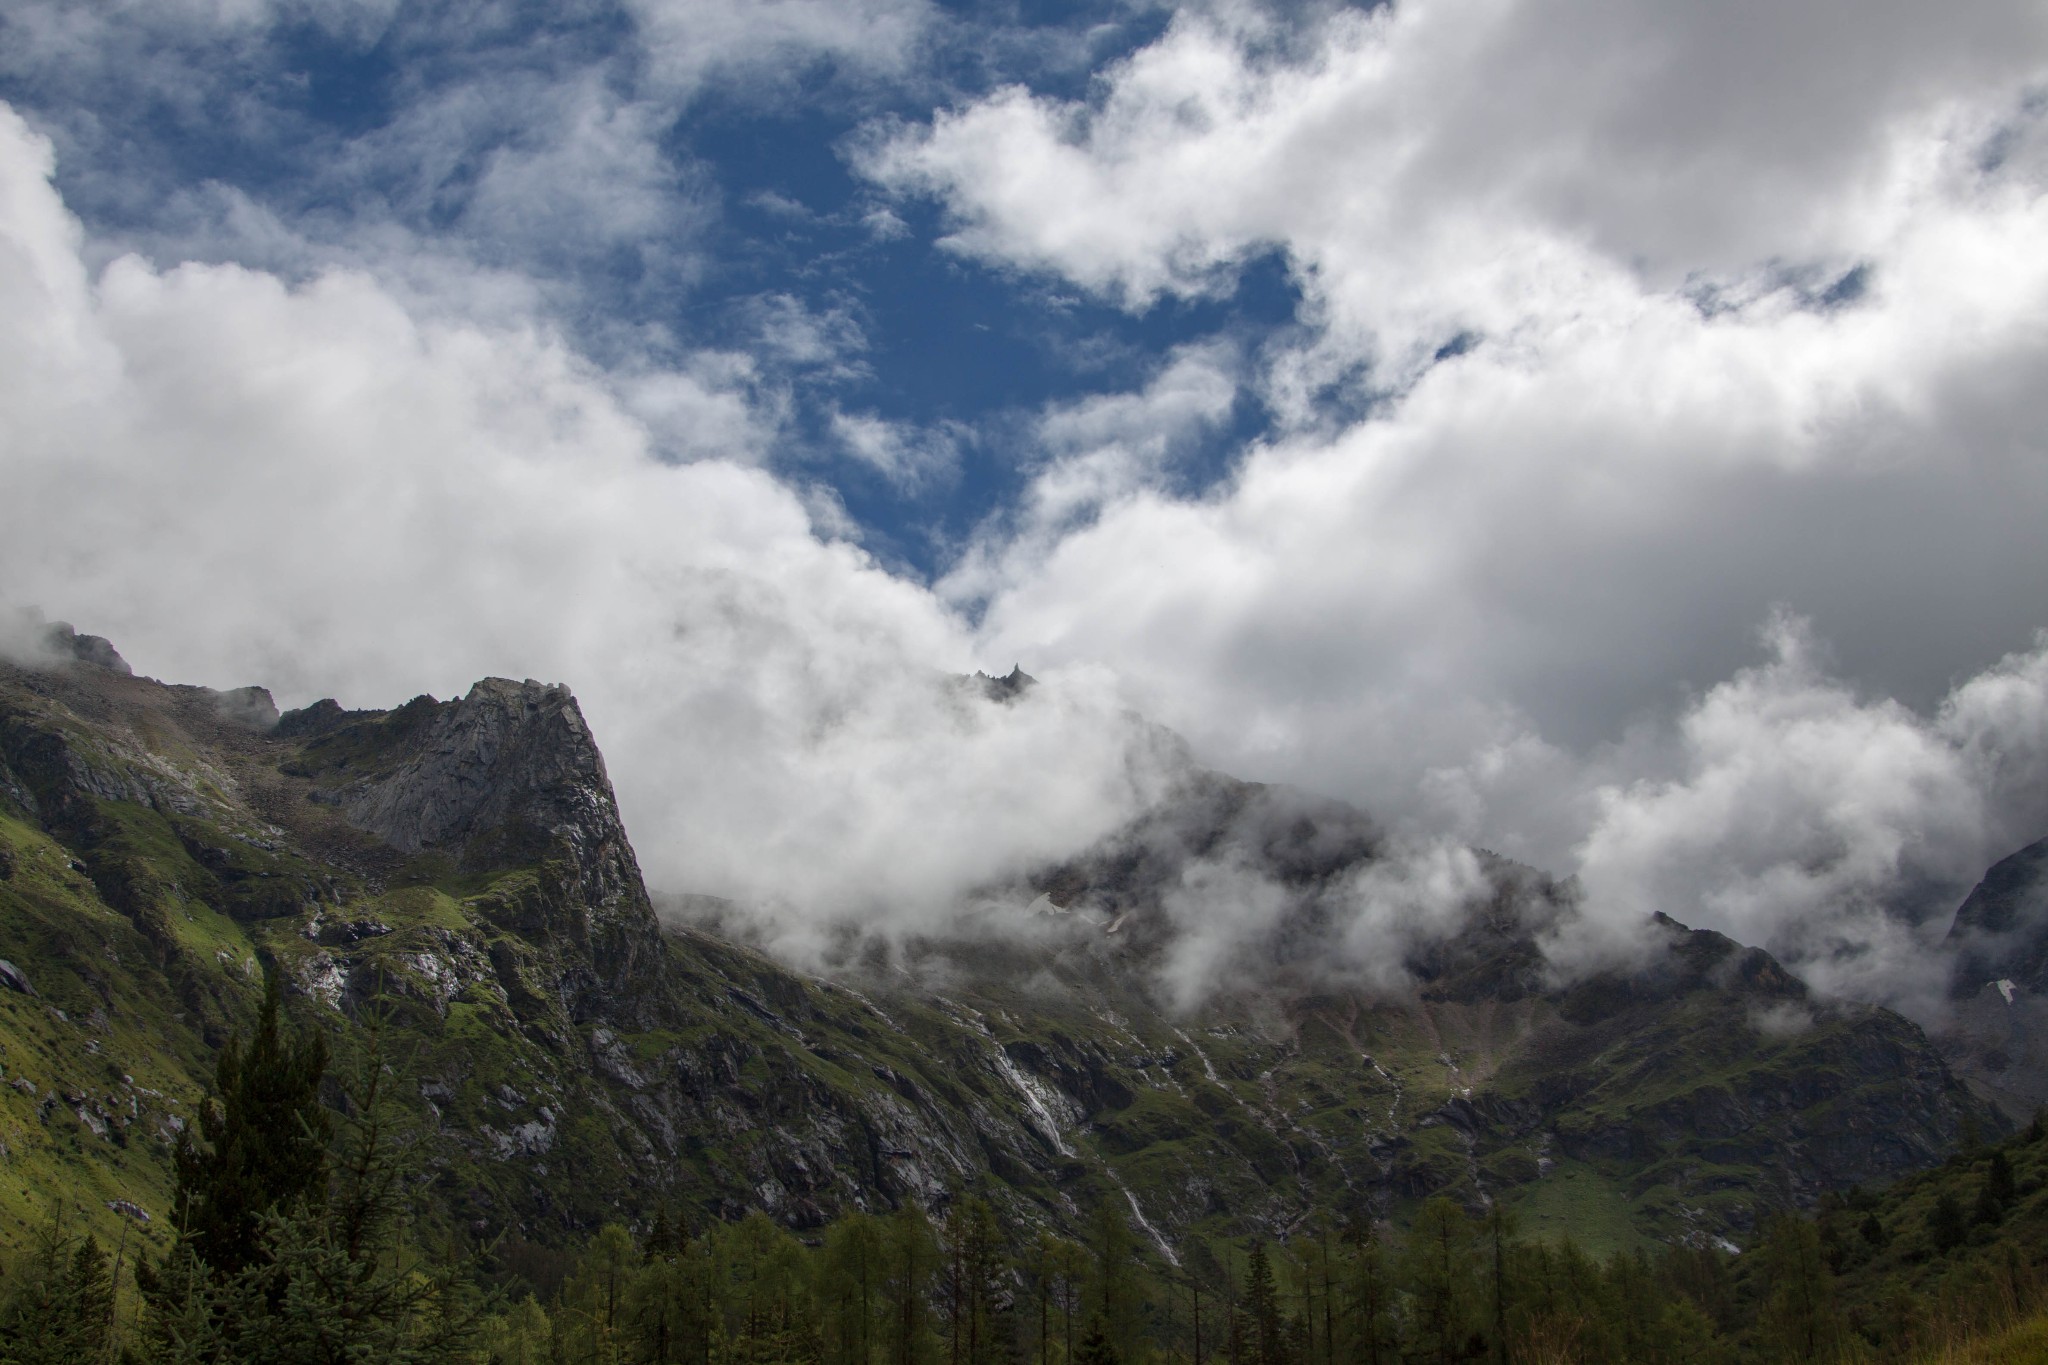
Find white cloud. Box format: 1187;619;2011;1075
1569;613;2000;1011
626;0;934;100
0;104;1177;955
855;0;2048;1011
829;410;961;490
943;342;1238;603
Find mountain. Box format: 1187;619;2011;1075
0;636;1997;1272
1938;837;2048;1122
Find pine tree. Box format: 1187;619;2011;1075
144;1008;482;1365
165;973;331;1283
0;1212;115;1365
1074;1317;1120;1365
1086;1202;1139;1365
822;1213;886;1365
1340;1227;1395;1365
883;1205;941;1365
1928;1190;1968;1253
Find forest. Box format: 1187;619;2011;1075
2;985;2045;1365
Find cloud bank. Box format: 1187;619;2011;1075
5;0;2048;1015
0;105;1181;963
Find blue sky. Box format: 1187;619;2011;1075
5;0;2048;1006
2;0;1301;575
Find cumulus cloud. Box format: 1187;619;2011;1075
626;0;933;100
943;342;1238;603
829;410;963;490
12;0;2048;1024
1155;837;1491;1011
851;0;2048;1011
1566;614;2003;1009
0;105;1181;954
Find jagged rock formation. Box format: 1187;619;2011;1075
1939;838;2048;1121
0;637;2001;1265
1948;837;2048;997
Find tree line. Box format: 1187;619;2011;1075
2;983;2043;1364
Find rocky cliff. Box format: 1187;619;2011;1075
1939;837;2048;1122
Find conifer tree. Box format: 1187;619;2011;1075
1928;1189;1968;1253
1401;1197;1478;1365
1758;1215;1841;1365
883;1204;941;1365
0;1213;115;1365
167;973;331;1283
1242;1243;1283;1365
1341;1226;1396;1365
1972;1150;2015;1225
1075;1316;1121;1365
822;1213;886;1365
1086;1202;1139;1365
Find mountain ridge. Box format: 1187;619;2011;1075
0;638;2002;1271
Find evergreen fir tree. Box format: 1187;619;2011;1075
1972;1150;2016;1225
1401;1197;1478;1365
0;1213;115;1365
1928;1189;1968;1253
165;973;331;1283
1758;1215;1842;1365
1074;1316;1121;1365
1243;1242;1283;1365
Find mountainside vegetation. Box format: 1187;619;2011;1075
0;635;2038;1363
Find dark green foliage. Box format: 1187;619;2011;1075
164;973;331;1282
0;1213;114;1365
1758;1216;1841;1364
945;1198;1006;1365
1085;1202;1140;1365
1402;1196;1481;1365
1972;1150;2016;1226
1074;1317;1120;1365
141;1007;482;1365
1929;1190;1968;1253
1242;1242;1282;1365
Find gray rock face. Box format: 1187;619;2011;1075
0;958;33;995
336;680;640;897
211;686;279;730
296;678;660;1002
44;621;132;676
1938;837;2048;1120
1947;836;2048;997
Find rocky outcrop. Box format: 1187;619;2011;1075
1947;836;2048;997
283;680;661;996
1938;838;2048;1121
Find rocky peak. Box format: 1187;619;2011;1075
1946;836;2048;997
291;679;650;927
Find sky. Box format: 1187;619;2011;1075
4;0;2048;1014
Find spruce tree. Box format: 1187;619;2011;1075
1243;1243;1283;1365
1074;1317;1120;1365
1972;1150;2015;1225
167;973;332;1281
1086;1203;1138;1365
1928;1190;1968;1253
0;1213;115;1365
